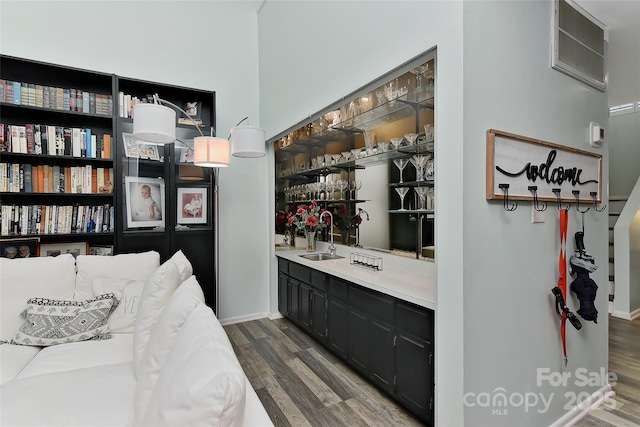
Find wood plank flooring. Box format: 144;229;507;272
226;315;639;427
224;317;425;427
575;316;640;427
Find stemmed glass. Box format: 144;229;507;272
325;179;335;200
390;138;403;151
336;179;348;200
404;133;419;146
393;158;409;184
412;155;429;181
414;187;429;210
364;130;376;156
395;187;409;211
351;180;362;199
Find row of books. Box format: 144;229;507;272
0;79;113;116
0;204;114;236
0;123;112;158
0;163;114;194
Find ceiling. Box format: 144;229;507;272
574;0;640;108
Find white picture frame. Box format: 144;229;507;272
177;186;208;225
125;176;165;229
122;132;160;161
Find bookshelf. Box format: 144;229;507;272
0;55;116;253
0;55;217;308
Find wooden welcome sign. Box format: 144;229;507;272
486;129;602;202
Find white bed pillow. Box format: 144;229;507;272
133;260;182;375
134;276;205;425
142;304;246;427
169;250;193;282
93;277;146;333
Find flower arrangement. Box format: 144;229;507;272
287;200;328;233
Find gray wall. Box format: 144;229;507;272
260;1;610;426
462;2;609;425
609;111;640;198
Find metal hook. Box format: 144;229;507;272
590;191;606;212
528;186;547;211
499;184;517;211
572;190;590;213
552;188;570;211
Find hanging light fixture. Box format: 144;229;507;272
132;102;176;145
230;117;265;158
193;136;230;167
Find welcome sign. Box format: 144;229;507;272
486;129;602;202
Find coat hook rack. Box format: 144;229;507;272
572;190;590;213
552;188;571;211
590;191;606;212
528;186;547;211
499;183;518;211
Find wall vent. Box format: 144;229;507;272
552;0;607;91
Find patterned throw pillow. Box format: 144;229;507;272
12;294;119;346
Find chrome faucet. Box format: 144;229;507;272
283;229;292;247
354;209;370;248
319;211;336;256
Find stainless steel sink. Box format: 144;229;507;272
299;253;345;261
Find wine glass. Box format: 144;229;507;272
350;148;363;159
390;138;403;151
414;187;429;210
336;179;348;200
404;133;419;146
351;180;362;199
393;158;409;184
395;187;409;211
412;155;429;181
377;141;389;153
325;179;335;200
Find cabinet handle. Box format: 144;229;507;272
393;335;397;347
429;352;433;365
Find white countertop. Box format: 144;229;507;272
275;242;436;310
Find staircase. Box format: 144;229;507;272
608;197;628;313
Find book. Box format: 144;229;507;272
89;92;96;114
55;87;63;110
18;126;27;154
34;124;42;154
63;127;72;156
83;91;90;113
32;166;39;193
85;128;92;158
63;88;70;111
72;127;82;157
103;134;111;159
36;165;45;193
23;164;32;192
0;123;7;151
25;123;35;154
35;85;43;108
47;125;57;155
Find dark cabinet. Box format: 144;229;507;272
396;301;434;423
278;272;290;316
276;258;434;425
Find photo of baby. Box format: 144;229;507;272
177;187;207;225
125;177;165;229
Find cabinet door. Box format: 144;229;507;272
328;297;349;360
299;282;312;330
369;318;396;394
396;332;433;423
278;272;290;316
348;307;369;375
289;279;300;322
310;288;327;343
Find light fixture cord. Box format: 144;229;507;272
154;94;205;137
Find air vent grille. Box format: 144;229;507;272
553;0;606;91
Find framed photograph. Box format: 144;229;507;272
89;245;114;256
39;241;88;258
1;237;40;259
125;176;165;229
122;132;160;160
177;185;208;225
185;101;202;120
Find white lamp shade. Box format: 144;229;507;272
194;136;229;167
132;103;176;144
230;125;265;158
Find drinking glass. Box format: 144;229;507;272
364;130;376;155
424;124;434;141
393;158;409;184
350;148;363;159
341;151;352;162
390;138;403;150
377;141;389;153
395;187;409;211
336;179;348;200
404;133;419;146
414;187;429;210
351;180;362;199
412;155;429;181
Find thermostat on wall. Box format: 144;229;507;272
589;122;605;147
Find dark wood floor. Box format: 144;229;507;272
224;317;425;427
226;315;639;427
575;316;640;427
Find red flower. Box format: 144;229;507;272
287;216;295;227
296;206;307;216
306;215;318;228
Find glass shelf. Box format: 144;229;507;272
388;209;434;216
388;178;434;188
286;199;367;205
